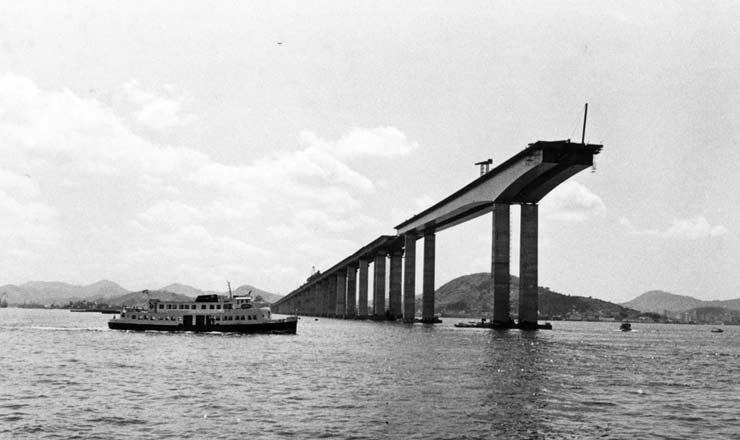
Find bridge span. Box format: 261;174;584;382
272;139;602;328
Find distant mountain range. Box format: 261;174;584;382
621;290;740;313
0;280;283;306
5;276;739;324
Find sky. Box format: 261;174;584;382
1;1;738;303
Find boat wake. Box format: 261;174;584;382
0;325;107;332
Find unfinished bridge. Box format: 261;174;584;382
272;139;602;328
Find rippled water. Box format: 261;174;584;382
1;309;739;439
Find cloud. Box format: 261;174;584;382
0;183;60;271
0;169;40;198
0;72;418;290
120;79;196;130
619;215;727;239
0;73;208;182
541;180;606;222
300;126;418;158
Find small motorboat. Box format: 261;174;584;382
711;328;724;333
620;322;632;332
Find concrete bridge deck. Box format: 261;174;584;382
272;139;602;327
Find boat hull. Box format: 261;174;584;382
108;317;298;334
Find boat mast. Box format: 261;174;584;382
227;281;233;300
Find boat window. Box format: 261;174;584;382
216;304;221;309
191;305;196;309
158;304;164;310
209;305;214;310
201;305;206;309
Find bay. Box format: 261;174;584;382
1;309;739;439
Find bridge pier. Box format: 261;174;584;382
519;203;538;328
389;250;403;319
358;258;369;319
309;284;317;316
322;279;331;317
422;231;437;323
346;265;357;318
492;203;512;326
335;271;347;318
373;252;386;318
403;232;416;322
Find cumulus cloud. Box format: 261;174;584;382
620;216;728;239
0;73;418;290
0;179;60;269
300;126;418;158
120;79;196;130
541;180;606;222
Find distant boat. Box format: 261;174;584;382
620;322;632;332
711;328;724;333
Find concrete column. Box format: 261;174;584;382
373;252;386;318
519;203;538;328
358;258;369;318
346;266;357;318
389;249;403;319
306;285;314;316
422;231;436;322
492;203;512;326
328;277;337;318
320;283;327;317
403;232;417;322
335;271;347;318
322;280;330;317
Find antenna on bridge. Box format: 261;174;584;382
581;102;597;173
581;102;588;145
474;158;493;176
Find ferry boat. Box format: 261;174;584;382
108;289;297;334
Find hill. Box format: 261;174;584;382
1;279;282;306
622;290;740;314
233;284;283;303
427;273;636;320
104;290;192;307
1;280;130;305
157;283;283;304
424;273;624;319
621;290;705;313
159;283;207;297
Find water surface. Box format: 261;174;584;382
1;309;738;439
